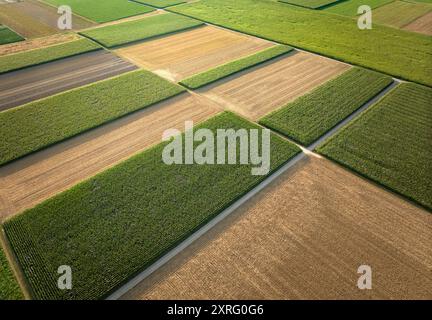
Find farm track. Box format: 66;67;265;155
0;93;221;220
404;11;432;35
122;155;432;300
116;25;274;81
0;50;137;111
198;50;349;120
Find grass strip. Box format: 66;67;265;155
0;244;23;300
279;0;341;9
44;0;155;23
259;67;393;146
317;83;432;211
0;38;100;75
0;25;24;45
180;45;293;89
4;111;300;299
0;70;185;166
170;0;432;87
80;12;204;48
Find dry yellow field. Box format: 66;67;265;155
404;11;432;36
198;51;349;120
0;93;221;220
122;155;432;300
116;25;274;81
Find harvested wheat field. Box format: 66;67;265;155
404;11;432;36
116;25;274;82
0;0;94;38
122;155;432;300
0;93;221;220
198;51;349;120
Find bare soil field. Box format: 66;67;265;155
0;93;221;220
0;50;137;111
404;11;432;35
0;33;79;56
116;25;274;82
122;155;432;300
0;0;94;38
198;51;349;120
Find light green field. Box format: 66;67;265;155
0;25;24;45
170;0;432;87
180;45;293;89
0;70;184;166
317;83;432;211
279;0;340;9
373;0;432;28
0;38;100;74
80;13;203;48
4;112;300;299
44;0;155;23
324;0;394;16
133;0;186;8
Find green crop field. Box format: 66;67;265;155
259;68;393;146
372;0;432;28
133;0;186;8
170;0;432;87
0;70;185;166
279;0;340;9
0;38;100;74
4;112;300;299
324;0;394;16
44;0;155;23
0;25;24;45
317;83;432;211
0;245;23;300
180;45;293;89
80;13;203;48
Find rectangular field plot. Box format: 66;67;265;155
259;68;393;146
404;10;432;35
44;0;155;23
0;25;23;45
117;25;275;82
0;50;137;111
81;12;203;48
0;70;184;165
324;0;394;16
0;245;23;300
4;112;300;300
0;93;221;219
279;0;340;9
122;156;432;300
317;83;432;211
373;1;432;28
198;51;349;120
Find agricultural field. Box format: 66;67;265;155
170;0;432;87
0;93;221;219
0;70;184;165
0;38;100;74
122;156;432;300
0;25;23;45
180;45;293;89
80;12;203;48
134;0;187;8
4;112;300;300
0;50;137;111
404;11;432;35
259;68;393;145
116;25;275;81
318;83;432;211
372;0;432;28
43;0;155;23
0;245;23;300
324;0;394;16
198;51;349;120
279;0;340;9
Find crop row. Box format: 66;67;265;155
0;244;23;300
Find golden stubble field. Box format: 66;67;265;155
122;155;432;300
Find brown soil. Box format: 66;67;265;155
403;11;432;35
116;25;274;82
0;33;79;56
122;155;432;300
198;51;349;120
0;93;221;220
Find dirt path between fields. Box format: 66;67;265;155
0;50;137;111
0;93;221;220
122;155;432;300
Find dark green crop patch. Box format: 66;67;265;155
0;245;23;300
